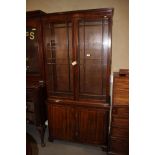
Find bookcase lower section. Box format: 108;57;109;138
47;99;109;150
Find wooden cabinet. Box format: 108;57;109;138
43;8;113;150
26;11;47;146
108;70;129;155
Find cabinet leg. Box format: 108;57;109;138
37;125;46;147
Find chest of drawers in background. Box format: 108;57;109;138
108;69;129;155
26;84;47;146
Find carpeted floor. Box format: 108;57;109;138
26;124;107;155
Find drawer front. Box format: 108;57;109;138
26;112;35;123
26;101;35;112
49;99;75;106
113;77;129;106
111;126;128;138
112;117;128;128
114;78;129;89
113;91;129;105
113;96;129;106
109;138;129;155
112;107;128;118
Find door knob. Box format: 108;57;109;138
72;61;77;66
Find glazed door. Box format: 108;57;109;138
45;22;73;98
44;18;111;100
78;19;111;100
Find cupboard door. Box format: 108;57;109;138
45;22;73;97
76;107;109;145
78;19;111;100
48;104;75;141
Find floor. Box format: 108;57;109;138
26;124;107;155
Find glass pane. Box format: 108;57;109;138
54;64;73;92
26;27;39;74
50;23;73;93
78;20;104;95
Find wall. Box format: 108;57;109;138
26;0;129;73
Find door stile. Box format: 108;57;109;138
72;18;79;100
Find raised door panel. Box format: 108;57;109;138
77;107;109;146
44;22;73;98
78;19;111;100
48;104;75;141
